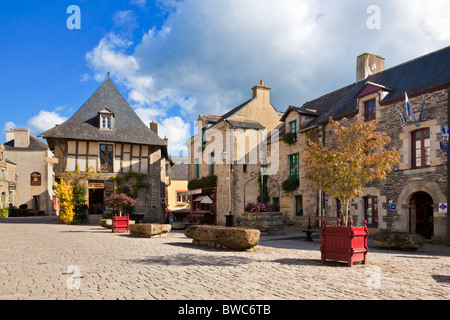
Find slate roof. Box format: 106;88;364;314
295;46;450;130
4;135;49;151
169;156;188;180
39;76;166;147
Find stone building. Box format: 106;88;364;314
270;46;450;241
186;81;282;225
4;129;54;214
166;156;190;220
40;75;170;222
0;144;17;211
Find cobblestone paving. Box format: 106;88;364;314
0;217;449;300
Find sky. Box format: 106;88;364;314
1;0;449;156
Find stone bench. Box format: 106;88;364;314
373;232;426;251
128;223;172;238
184;225;260;251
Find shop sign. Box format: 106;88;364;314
30;172;41;186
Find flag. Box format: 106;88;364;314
396;109;407;128
405;92;416;122
417;99;425;123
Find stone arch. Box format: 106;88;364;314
397;181;446;239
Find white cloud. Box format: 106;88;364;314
85;0;450;154
130;0;146;7
26;110;68;134
158;116;191;156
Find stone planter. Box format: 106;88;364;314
240;212;284;236
321;220;369;267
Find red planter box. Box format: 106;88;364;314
112;214;130;233
320;220;369;267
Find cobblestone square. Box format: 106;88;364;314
0;217;449;300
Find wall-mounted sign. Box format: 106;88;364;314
390;203;397;211
88;182;104;189
30;172;41;186
439;203;447;214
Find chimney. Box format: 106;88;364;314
356;53;385;82
164;136;168;151
251;80;271;101
12;129;30;148
150;121;158;135
5;129;14;143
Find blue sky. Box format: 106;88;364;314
1;0;449;156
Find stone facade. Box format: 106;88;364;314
187;81;282;226
268;47;449;241
4;129;54;214
0;144;17;210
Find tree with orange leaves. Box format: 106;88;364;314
302;115;400;226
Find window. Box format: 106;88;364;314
99;144;114;172
412;128;430;168
0;193;4;209
289;153;299;182
295;195;303;216
273;197;279;205
243;164;247;173
1;170;4;181
176;192;188;203
363;196;378;228
289;120;297;141
194;158;200;179
364;100;376;121
98;108;114;130
100;115;112;129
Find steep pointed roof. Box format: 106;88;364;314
39;76;166;147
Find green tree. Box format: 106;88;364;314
302;115;400;226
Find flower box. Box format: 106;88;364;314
112;214;130;233
320;220;368;267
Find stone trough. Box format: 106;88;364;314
128;223;172;238
184;225;260;251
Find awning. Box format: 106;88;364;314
194;195;213;204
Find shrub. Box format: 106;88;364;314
188;175;217;190
105;193;136;216
19;204;28;210
282;176;299;192
282;132;297;145
54;179;75;224
244;202;280;213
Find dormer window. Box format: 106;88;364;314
364;99;376;122
98;107;114;130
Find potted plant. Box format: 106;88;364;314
105;193;136;232
302;115;400;266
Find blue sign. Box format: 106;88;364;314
390;204;397;210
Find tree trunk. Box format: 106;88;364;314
340;198;349;226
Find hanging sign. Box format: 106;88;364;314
30;172;41;186
439;203;447;214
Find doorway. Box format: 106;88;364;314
89;188;104;215
410;192;434;239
